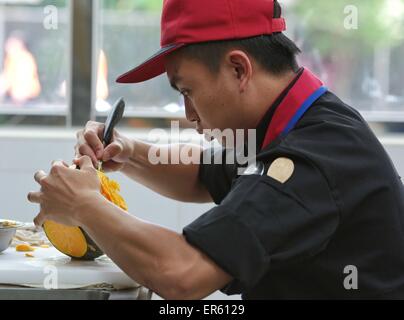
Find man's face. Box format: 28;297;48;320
165;52;245;138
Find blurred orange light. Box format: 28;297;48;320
1;36;41;104
97;49;109;101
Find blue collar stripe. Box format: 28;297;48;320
281;86;328;137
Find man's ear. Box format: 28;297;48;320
224;50;253;93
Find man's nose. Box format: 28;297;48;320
184;97;198;122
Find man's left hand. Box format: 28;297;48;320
28;156;102;227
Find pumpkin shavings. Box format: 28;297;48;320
0;220;17;228
97;171;128;211
16;243;35;252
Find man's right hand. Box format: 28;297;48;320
75;121;133;172
76;121;211;203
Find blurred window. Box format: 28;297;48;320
0;0;403;129
287;0;404;123
95;0;186;129
0;0;69;126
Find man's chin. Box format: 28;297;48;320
198;128;217;143
203;132;216;142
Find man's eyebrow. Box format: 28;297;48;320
169;75;182;91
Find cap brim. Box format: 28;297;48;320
116;43;185;84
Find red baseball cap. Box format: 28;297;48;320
116;0;286;84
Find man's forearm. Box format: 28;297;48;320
76;195;229;299
121;140;212;203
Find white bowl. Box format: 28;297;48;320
0;220;23;253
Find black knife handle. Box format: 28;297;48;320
103;97;125;146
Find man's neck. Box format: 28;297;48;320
248;69;299;129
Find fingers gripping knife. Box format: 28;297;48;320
97;97;126;171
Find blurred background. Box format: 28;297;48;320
0;0;403;299
0;0;403;128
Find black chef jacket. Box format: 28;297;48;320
183;68;404;299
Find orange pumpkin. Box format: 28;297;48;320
43;171;127;260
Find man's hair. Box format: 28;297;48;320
177;1;301;76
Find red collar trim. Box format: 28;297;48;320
261;68;324;150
